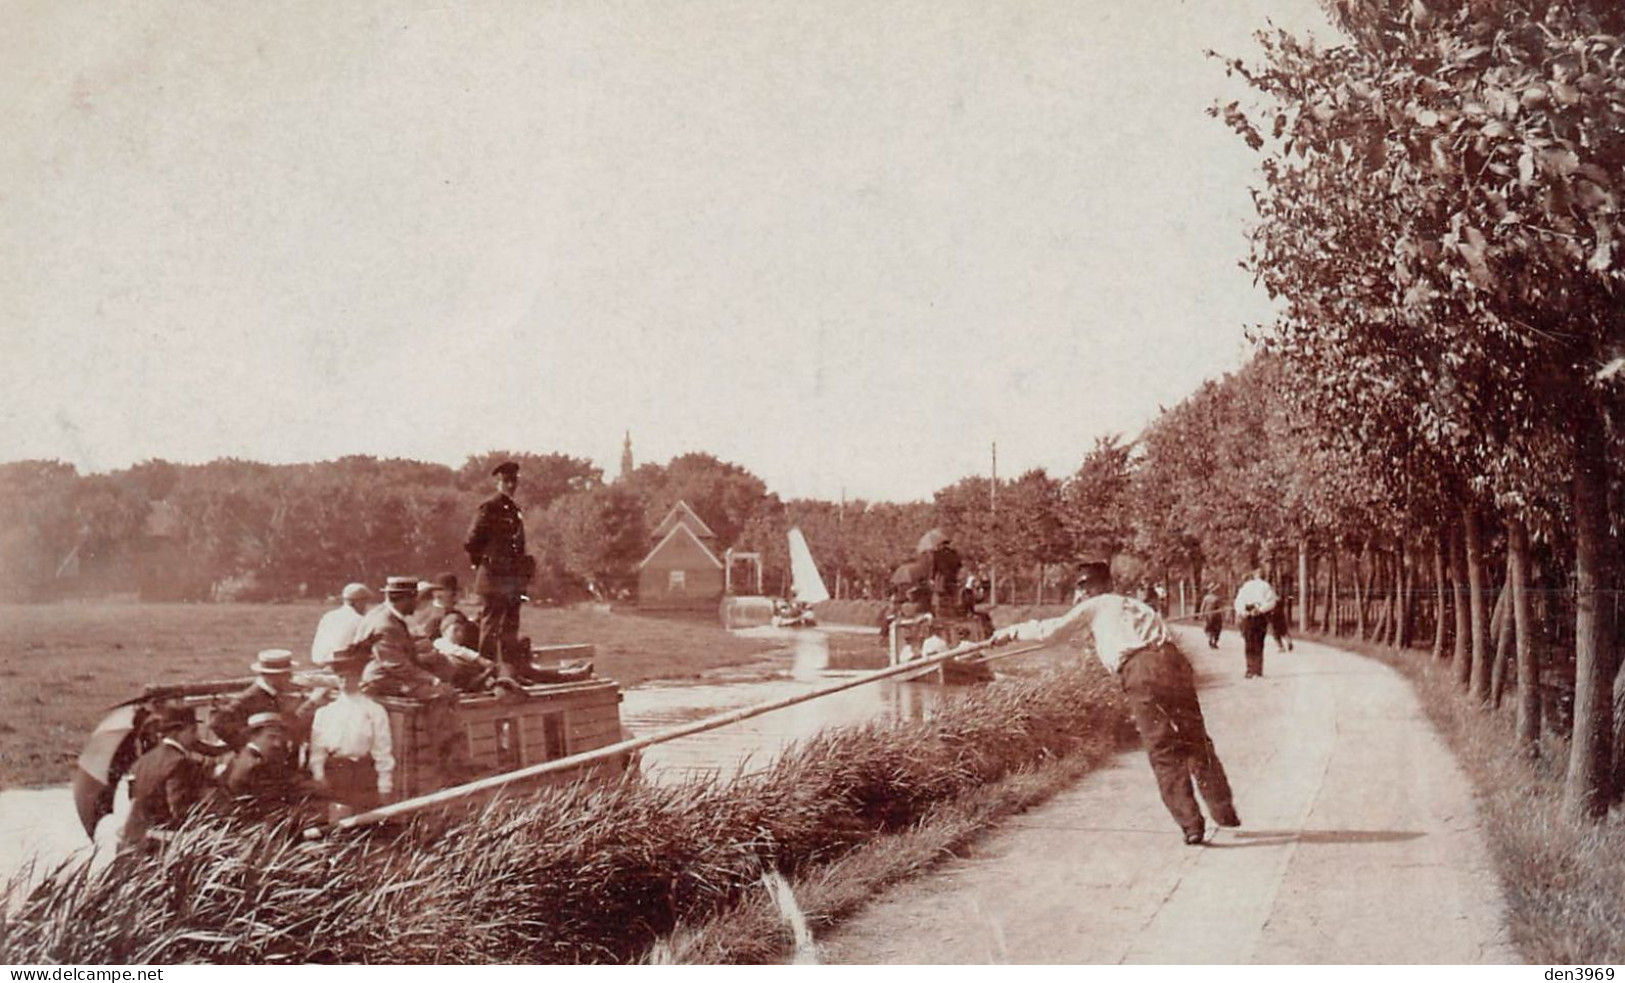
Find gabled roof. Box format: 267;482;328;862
650;500;716;541
638;522;723;571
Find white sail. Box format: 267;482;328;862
787;527;831;603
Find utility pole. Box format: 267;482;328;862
837;487;846;600
990;441;998;606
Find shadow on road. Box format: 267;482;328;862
1209;828;1425;848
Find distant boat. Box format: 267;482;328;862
787;527;830;604
770;528;828;628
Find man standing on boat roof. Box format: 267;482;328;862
992;560;1241;846
464;460;535;674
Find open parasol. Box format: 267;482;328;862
71;703;146;839
890;556;931;585
916;528;948;554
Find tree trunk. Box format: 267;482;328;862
1372;551;1392;644
1324;542;1338;634
1465;507;1494;705
1564;398;1617;823
1489;578;1511;709
1450;520;1471;684
1509;517;1540;753
1298;539;1311;636
1396;540;1412;649
1433;533;1449;660
1353;544;1367;641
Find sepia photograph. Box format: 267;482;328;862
1;0;1620;968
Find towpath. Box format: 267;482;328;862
819;627;1516;964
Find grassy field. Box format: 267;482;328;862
0;601;777;789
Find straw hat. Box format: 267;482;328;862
246;711;287;732
381;576;418;596
250;649;296;675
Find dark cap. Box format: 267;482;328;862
492;461;520;478
156;704;197;733
1074;560;1113;590
328;642;370;671
433;572;460;592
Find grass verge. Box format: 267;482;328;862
0;664;1128;964
1309;632;1625;963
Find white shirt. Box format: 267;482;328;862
998;593;1171;673
432;635;483;662
309;691;395;794
1233;578;1279;618
310;603;365;666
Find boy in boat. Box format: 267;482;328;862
428;611;503;691
309;647;395;817
413;572;463;641
992;560;1240;846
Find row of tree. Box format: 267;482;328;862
1201;0;1625;824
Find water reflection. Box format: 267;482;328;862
622;628;944;783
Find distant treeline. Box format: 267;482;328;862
0;415;1291;607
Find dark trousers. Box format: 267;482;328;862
1204;613;1224;648
478;591;524;664
1269;604;1292;648
325;756;380;811
1120;643;1236;835
1240;614;1270;676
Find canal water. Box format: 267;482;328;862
0;626;954;887
620;626;946;782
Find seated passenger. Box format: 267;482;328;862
355;576;475;780
210;649;318;760
219;712;317;817
311;583;373;666
414;572;463;641
122;705;208;851
429;612;500;691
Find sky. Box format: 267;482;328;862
0;0;1333;503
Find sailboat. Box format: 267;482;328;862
773;527;829;627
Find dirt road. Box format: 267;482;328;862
820;628;1516;964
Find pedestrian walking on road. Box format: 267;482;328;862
992;560;1241;846
1269;587;1294;653
1198;582;1224;649
1234;570;1278;679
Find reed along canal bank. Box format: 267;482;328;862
0;656;1131;964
